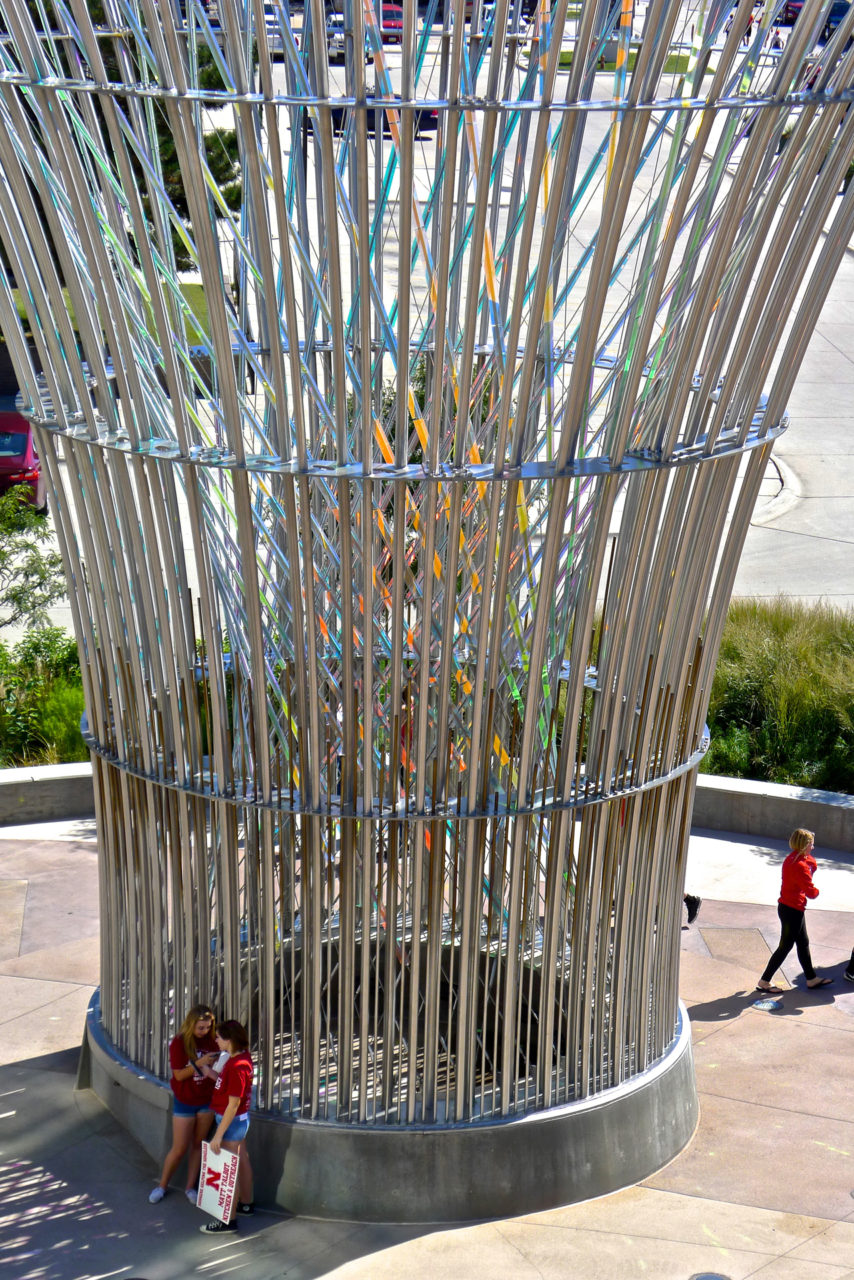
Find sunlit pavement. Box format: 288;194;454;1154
1;816;853;1279
733;242;854;611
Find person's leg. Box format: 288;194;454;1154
758;904;801;986
846;947;854;980
185;1109;213;1194
151;1114;194;1200
236;1138;254;1209
222;1138;242;1224
793;914;816;981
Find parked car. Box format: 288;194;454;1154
329;90;438;134
326;14;371;62
468;1;496;33
821;0;850;40
464;0;504;20
326;13;346;60
0;407;46;512
262;2;285;58
380;3;404;42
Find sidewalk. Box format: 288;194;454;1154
1;817;853;1279
734;243;854;610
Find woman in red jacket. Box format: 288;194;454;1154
149;1004;219;1204
199;1019;254;1234
756;829;833;994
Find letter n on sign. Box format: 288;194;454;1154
197;1142;241;1222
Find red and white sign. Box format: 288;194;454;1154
197;1142;240;1223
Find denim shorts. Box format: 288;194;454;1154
172;1098;212;1119
221;1112;250;1142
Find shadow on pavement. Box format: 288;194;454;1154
692;827;854;874
19;1046;81;1072
0;1047;442;1280
688;978;843;1027
685;990;762;1023
778;979;841;1012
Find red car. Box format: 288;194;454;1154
0;409;47;512
380;3;403;42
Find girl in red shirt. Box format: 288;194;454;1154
756;829;833;994
199;1019;255;1234
149;1004;219;1204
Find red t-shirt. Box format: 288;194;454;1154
212;1051;253;1116
779;850;819;911
169;1033;217;1106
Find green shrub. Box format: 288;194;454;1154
38;681;88;762
11;627;81;681
2;601;852;789
701;598;854;793
0;627;85;765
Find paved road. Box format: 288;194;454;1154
734;243;854;609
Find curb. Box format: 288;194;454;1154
0;762;96;825
750;452;804;528
692;774;854;853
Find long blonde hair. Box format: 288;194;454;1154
179;1004;216;1061
789;828;815;854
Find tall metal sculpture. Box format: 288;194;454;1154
1;0;853;1219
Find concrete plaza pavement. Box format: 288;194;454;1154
2;816;853;1280
732;238;854;611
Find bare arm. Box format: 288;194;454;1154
172;1052;217;1083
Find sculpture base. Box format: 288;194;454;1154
81;992;697;1222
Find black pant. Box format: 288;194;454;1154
761;903;816;983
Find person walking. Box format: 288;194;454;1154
199;1019;255;1234
756;829;833;994
844;947;854;982
149;1004;219;1204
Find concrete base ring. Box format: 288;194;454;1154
81;992;698;1222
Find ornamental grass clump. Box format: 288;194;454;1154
702;597;854;794
0;627;87;766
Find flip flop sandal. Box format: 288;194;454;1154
755;984;783;994
807;977;833;988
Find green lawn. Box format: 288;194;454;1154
179;284;212;343
556;49;694;74
7;282;212;347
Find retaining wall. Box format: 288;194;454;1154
691;774;854;853
0;763;97;825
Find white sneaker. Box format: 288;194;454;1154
148;1186;166;1204
185;1188;198;1205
